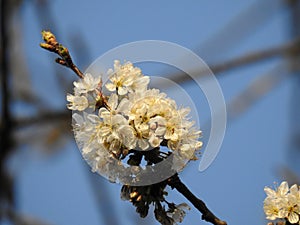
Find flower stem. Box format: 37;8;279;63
168;174;227;225
40;30;84;79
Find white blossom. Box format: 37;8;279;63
73;73;101;94
264;181;300;224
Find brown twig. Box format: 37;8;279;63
40;30;84;79
168;174;227;225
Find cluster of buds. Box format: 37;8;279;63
40;31;84;78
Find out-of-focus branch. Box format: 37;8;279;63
0;1;11;142
287;0;300;162
169;38;300;84
12;111;71;128
211;38;299;74
0;0;14;215
196;0;282;62
10;14;37;103
227;63;288;120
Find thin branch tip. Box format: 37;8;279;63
40;30;84;79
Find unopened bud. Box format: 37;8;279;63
136;195;142;202
41;30;56;44
130;191;139;198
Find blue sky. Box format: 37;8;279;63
11;1;297;225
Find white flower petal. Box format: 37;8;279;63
288;212;299;224
278;181;289;196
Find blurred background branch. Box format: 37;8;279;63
168;38;300;84
1;0;15;220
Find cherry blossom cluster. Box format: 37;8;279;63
264;181;300;224
67;60;202;183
